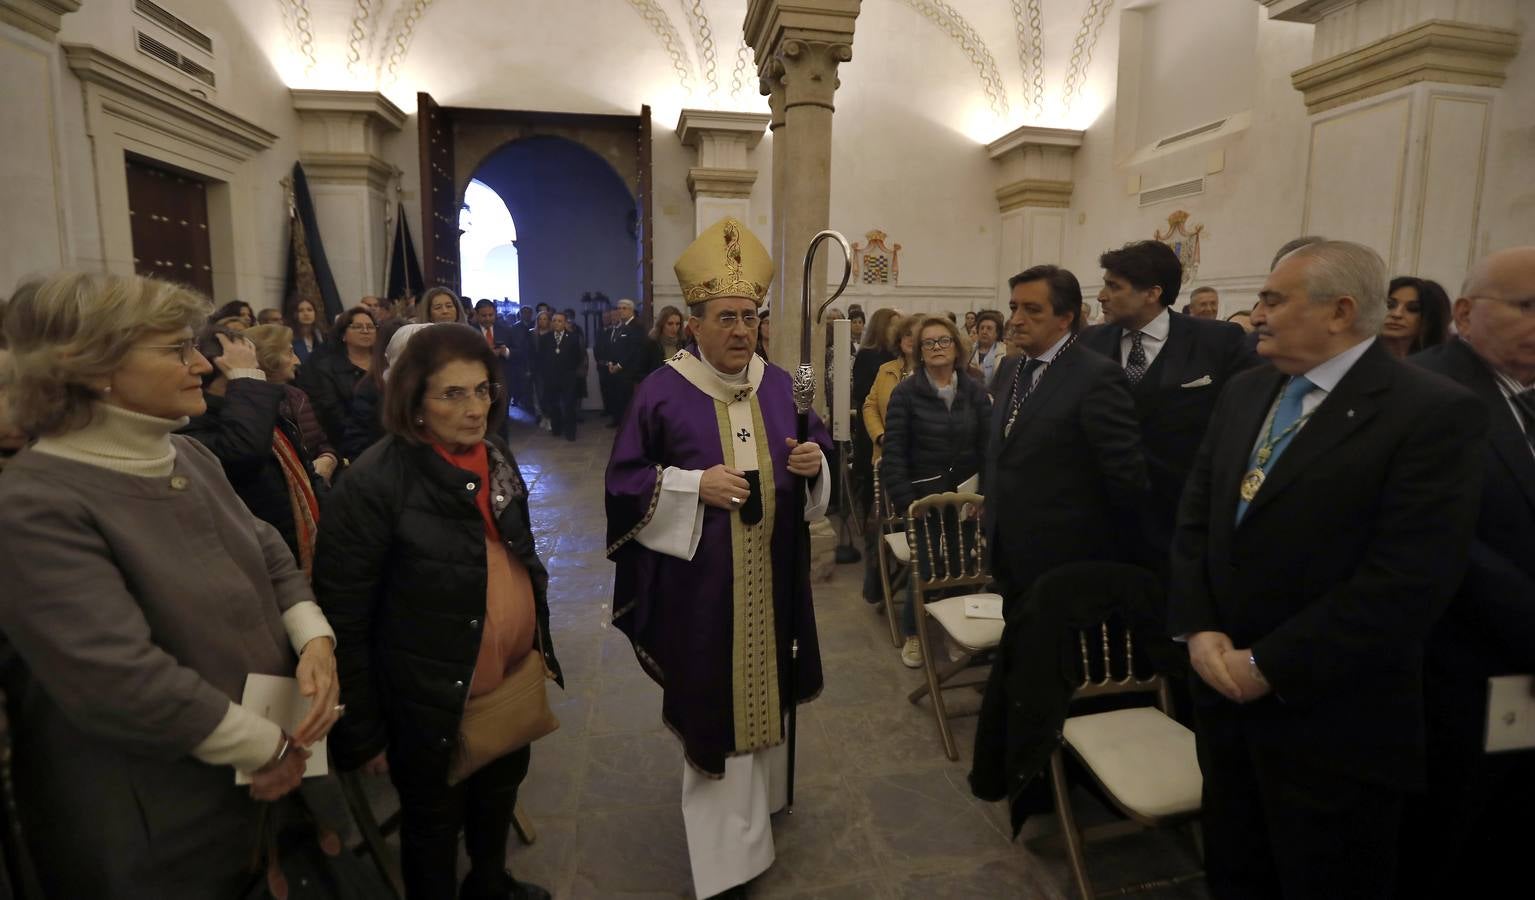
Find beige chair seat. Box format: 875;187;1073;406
1061;706;1202;819
883;532;912;564
923;592;1005;651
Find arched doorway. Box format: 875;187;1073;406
416;96;653;324
459;178;519;311
464;136;639;340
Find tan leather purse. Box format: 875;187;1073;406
448;642;559;786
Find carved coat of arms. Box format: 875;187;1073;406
852;229;901;286
1154;210;1204;284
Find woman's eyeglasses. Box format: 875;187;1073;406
426;383;502;406
348;323;377;333
136;338;201;367
920;337;955;350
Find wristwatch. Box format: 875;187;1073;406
1248;653;1269;686
258;733;294;773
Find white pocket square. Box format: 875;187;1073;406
1180;375;1213;388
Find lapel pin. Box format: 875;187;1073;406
1347;409;1355;418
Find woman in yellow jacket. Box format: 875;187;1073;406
862;313;922;464
859;312;922;604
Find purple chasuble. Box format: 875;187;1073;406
605;351;832;776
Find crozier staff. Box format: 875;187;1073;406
604;217;834;900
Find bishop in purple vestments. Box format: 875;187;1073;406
603;217;832;899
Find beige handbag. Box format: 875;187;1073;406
448;640;559;786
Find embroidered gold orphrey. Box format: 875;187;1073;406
668;352;783;754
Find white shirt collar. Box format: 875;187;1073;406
1302;336;1376;393
1029;331;1073;364
1138;307;1171;342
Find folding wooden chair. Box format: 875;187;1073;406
1046;620;1204;900
871;469;910;648
903;491;1003;760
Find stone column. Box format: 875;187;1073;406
0;0;80;287
676;109;771;237
290;89;406;305
746;0;859;376
987;125;1084;291
1261;0;1521;287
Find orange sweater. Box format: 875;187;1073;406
432;442;536;697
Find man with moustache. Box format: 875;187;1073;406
1169;240;1485;898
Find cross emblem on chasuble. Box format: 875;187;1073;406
736;428;751;443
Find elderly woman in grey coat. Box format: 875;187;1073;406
0;272;343;899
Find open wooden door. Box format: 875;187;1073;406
637;105;654;326
418;92;460;291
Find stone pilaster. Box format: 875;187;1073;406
0;0;78;288
987;125;1083;290
290;89;406;304
675;109;771;237
1263;0;1521;287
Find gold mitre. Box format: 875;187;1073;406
674;216;774;307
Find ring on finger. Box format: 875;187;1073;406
729;496;742;506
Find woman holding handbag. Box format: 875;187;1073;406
314;323;561;900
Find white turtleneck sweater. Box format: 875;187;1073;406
32;402;335;773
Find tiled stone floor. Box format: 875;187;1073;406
361;419;1210;899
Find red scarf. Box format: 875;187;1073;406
432;441;497;538
272;428;320;576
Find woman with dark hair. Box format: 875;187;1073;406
1382;276;1453;357
851;307;902;602
212;299;255;327
286;297;328;363
298;305;376;448
0;272;339;897
315;323;560;900
340;319;421;462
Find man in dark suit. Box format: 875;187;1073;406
982;265;1147;605
604;298;645;426
537;311;585;441
1168;241;1487;899
594;308;618;425
1401;246;1535;898
472;300;518;436
1083;240;1256;577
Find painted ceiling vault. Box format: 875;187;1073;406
256;1;1124;137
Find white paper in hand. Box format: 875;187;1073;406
235;673;331;785
1485;675;1535;753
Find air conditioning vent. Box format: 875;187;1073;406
1155;118;1227;150
1139;177;1205;208
134;0;212;54
136;31;215;89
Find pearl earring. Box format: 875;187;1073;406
102;385;112;395
414;417;424;426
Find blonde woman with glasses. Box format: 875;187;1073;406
0;272;341;897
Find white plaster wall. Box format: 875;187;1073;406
1476;12;1535;264
0;21;72;291
1066;5;1317;318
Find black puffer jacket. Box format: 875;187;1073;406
297;348;366;450
179;377;320;563
313;435;563;778
879;368;992;513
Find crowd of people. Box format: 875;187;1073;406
0;220;1527;900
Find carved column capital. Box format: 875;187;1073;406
778;38;853;112
986;124;1084;212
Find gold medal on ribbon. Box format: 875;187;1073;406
1240;468;1265;502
